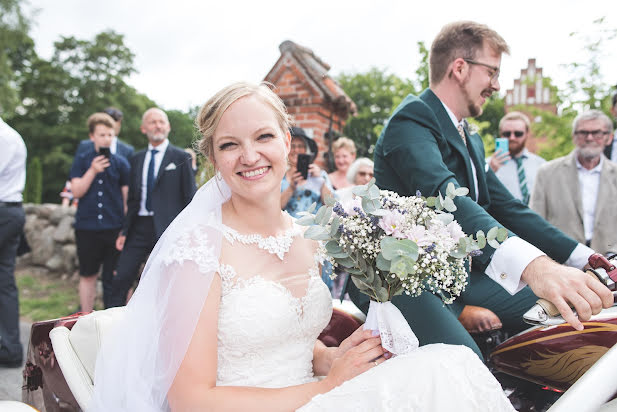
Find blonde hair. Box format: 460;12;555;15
499;111;531;132
332;137;357;156
87;112;115;133
196;82;291;160
429;21;509;85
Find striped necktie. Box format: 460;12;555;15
514;156;529;204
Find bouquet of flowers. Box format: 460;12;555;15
300;180;507;355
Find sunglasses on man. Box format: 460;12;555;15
501;131;525;138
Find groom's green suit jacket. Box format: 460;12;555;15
373;89;577;270
347;89;579;354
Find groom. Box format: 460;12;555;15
347;21;613;357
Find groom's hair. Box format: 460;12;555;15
429;21;509;85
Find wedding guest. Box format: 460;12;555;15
0;116;27;368
69;113;129;311
280;127;333;218
109;108;196;308
335;157;374;204
91;82;514;412
328;137;357;190
74;107;134;161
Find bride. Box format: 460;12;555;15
91;82;514;411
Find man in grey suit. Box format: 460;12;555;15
109;108;196;307
531;110;617;255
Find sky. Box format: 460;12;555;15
26;0;617;112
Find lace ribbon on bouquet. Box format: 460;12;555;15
363;301;419;356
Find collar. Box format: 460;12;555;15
148;139;169;154
441;101;465;129
513;148;529;160
575;152;603;173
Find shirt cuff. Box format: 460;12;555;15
564;243;594;269
485;237;545;295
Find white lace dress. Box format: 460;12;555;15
215;223;515;412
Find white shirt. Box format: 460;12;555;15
576;155;603;242
139;139;169;216
610;134;617;161
441;105;590;294
111;136;118;155
494;149;547;201
0;118;27;202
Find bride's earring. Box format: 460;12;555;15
215;169;222;181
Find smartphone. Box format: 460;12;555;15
99;147;111;159
296;153;312;180
495;138;509;155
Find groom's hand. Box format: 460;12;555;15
521;255;613;330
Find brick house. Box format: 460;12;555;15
264;40;357;169
504;58;557;153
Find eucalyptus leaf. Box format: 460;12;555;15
477;235;486;249
497;228;509;242
296;215;315;226
449;248;467;259
362;197;380;214
376;253;391;271
390;257;409;278
346;267;364;275
446;182;455;198
329;215;341;236
426;197;436;207
351;276;370;291
454;187;469;196
314;205;327;224
318;206;333;226
372;274;383;290
369;208;388;217
326;241;343;253
368;184;380;200
330;251;350;259
357;253;367;272
487;226;498;240
376;287;389;302
304;225;331;240
443;196;456;212
307;203;317;214
324;195;336;207
335;257;356;268
365;266;375;283
487;239;501;249
352;185;369;197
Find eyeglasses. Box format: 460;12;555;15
574;130;609;139
357;171;374;178
464;59;500;82
501;131;525;138
290;143;307;151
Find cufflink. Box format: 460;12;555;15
500;273;507;279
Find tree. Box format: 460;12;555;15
337;68;416;156
23;156;42;204
0;0;36;113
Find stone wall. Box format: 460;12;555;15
17;204;78;275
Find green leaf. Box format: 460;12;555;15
369;208;388;217
449;248;467;259
376;287;389;302
368;184;380;199
357;253;367;272
326;241;342;254
487;226;499;240
304;225;331;240
314;205;327;224
335;257;356;268
390;257;409;278
454;187;469;196
446;182;455;198
324;195;336;207
497;228;509;242
351;276;370;290
362;197;380;214
477;234;486;249
352;185;369;197
372;274;383;289
380;237;419;261
426;197;436;207
317;206;333;226
476;230;485;239
346;267;364;275
487;239;501;249
365;266;375;283
376;253;391;271
443;196;456;212
329;215;341;236
296;215;315;226
307;203;317;214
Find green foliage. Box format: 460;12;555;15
167;109;199;150
336;68;416;156
23;156;42;204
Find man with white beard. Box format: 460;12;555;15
530;109;617;255
109;108;196;307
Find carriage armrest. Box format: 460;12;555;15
49;326;94;411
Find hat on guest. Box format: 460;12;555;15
290;126;318;161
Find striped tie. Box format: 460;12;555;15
514;156;529;204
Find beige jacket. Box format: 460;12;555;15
530;152;617;254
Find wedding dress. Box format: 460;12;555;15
215;221;515;411
91;179;514;411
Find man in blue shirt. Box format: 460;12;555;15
69;113;130;311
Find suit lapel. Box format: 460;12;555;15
593;159;616;231
135;151;146;191
420;90;477;199
564;153;584;223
